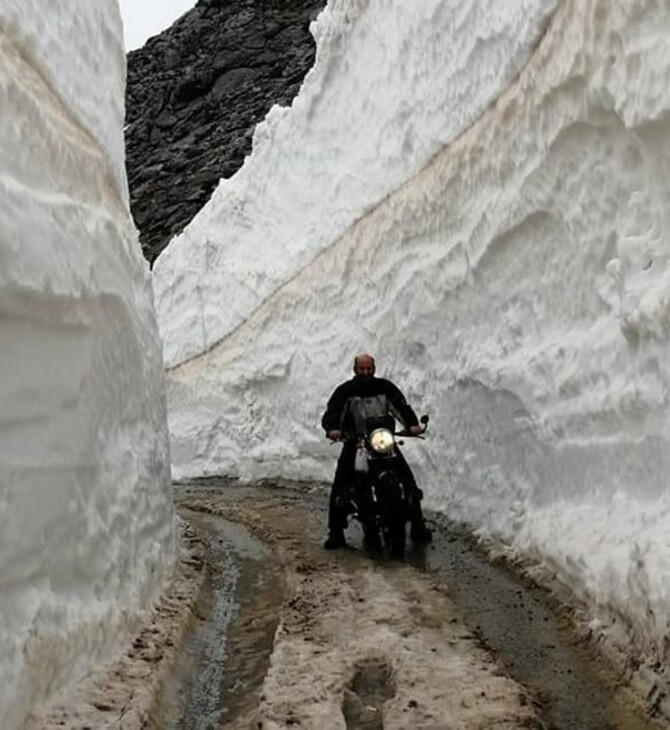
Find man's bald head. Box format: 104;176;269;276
353;353;376;379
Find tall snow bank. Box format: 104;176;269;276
0;2;173;727
164;0;670;669
153;0;560;368
0;1;128;195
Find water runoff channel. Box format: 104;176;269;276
159;481;662;730
153;508;284;729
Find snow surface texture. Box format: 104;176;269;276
0;1;129;196
162;0;670;668
153;0;560;368
0;2;173;727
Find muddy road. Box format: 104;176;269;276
32;480;662;729
162;480;658;730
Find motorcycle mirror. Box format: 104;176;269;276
420;414;429;425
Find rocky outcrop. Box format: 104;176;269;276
125;0;325;263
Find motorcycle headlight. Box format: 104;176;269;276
369;428;395;454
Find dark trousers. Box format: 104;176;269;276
327;440;426;531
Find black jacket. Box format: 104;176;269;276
321;376;419;436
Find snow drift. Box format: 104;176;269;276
157;0;670;675
153;0;560;368
0;2;173;726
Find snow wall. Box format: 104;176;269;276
0;2;174;726
155;0;670;668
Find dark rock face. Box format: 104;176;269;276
125;0;326;264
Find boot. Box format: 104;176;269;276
410;518;433;544
324;529;346;550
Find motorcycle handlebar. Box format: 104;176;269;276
327;414;429;442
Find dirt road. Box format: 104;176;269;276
31;480;660;729
174;484;540;729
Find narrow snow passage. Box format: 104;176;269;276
31;482;661;728
160;0;670;681
176;485;539;729
174;483;658;729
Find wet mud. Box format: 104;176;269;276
170;479;662;730
342;655;397;729
408;518;658;729
174;480;540;728
30;479;664;728
153;509;283;729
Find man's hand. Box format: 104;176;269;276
409;425;422;436
326;430;341;442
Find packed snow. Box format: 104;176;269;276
0;2;173;727
157;0;670;675
153;0;560;368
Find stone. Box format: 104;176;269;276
125;0;327;264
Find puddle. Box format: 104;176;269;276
154;509;284;729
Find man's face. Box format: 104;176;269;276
354;356;375;381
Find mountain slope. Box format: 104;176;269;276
125;0;325;263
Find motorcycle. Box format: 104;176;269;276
340;414;429;557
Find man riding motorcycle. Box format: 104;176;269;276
321;353;432;550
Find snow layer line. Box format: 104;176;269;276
0;3;173;727
164;0;670;674
0;0;129;197
153;0;560;368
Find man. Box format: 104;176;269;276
321;353;432;549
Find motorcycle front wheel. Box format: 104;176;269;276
357;487;381;549
377;470;406;557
